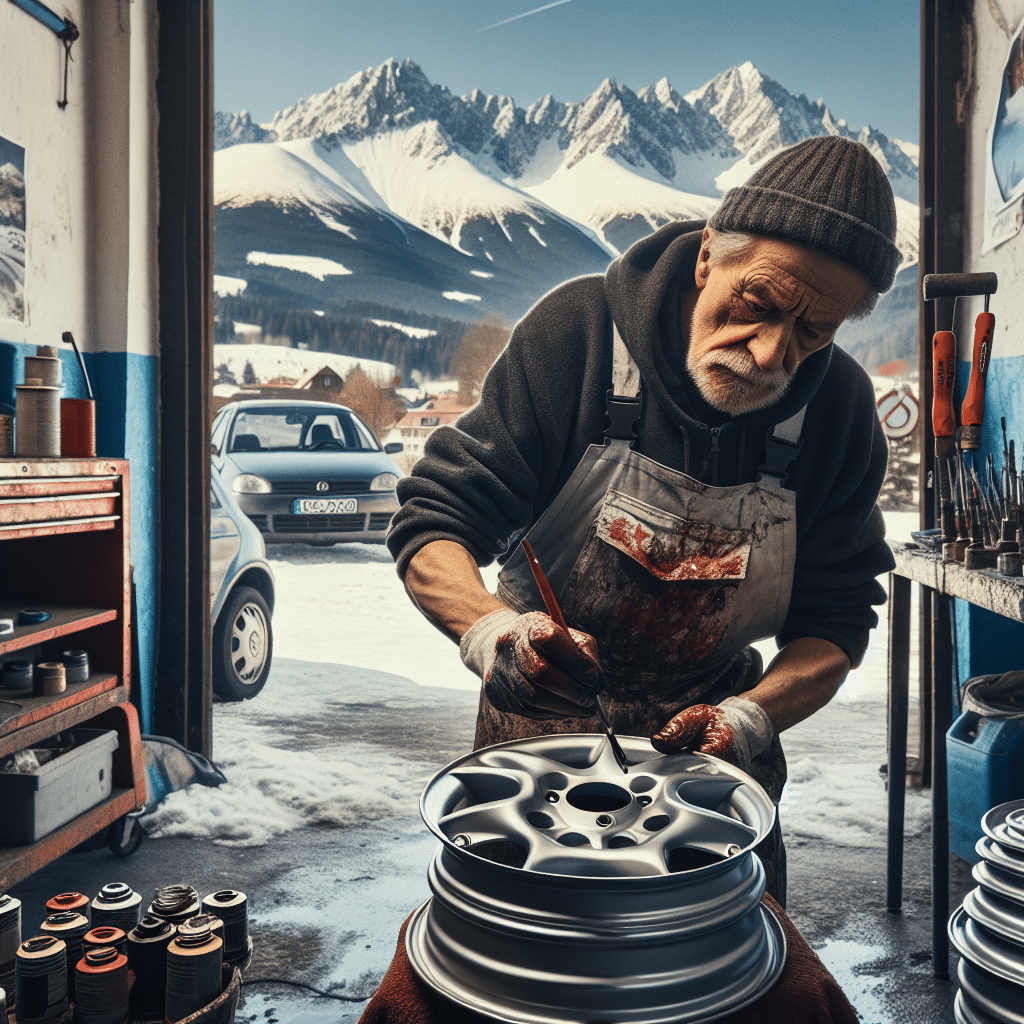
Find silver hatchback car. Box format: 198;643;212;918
211;472;275;700
211;399;404;545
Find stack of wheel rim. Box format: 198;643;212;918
408;734;786;1024
949;799;1024;1024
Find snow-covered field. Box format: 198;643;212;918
146;510;927;850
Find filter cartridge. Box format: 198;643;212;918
75;947;129;1024
0;894;21;1012
90;883;140;932
39;911;89;1003
62;650;91;686
164;923;222;1024
201;890;249;963
126;916;174;1020
34;663;66;697
14;384;61;458
15;936;68;1024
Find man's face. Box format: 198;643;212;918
684;228;871;415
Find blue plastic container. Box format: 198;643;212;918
947;711;1024;863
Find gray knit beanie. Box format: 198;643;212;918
708;135;902;293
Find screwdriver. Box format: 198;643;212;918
959;291;997;471
521;539;630;773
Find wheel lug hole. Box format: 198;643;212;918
545;792;560;803
637;795;652;807
596;814;614;827
725;844;741;857
453;834;471;847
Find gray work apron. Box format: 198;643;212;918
482;322;804;793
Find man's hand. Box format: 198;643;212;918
461;608;604;719
651;696;774;773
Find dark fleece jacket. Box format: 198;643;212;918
387;221;895;664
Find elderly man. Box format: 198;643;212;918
386;136;901;903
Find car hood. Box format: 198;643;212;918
226;450;401;480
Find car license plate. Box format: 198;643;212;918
292;498;358;514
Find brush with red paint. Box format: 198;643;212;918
521;539;630;773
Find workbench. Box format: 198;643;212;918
886;540;1024;976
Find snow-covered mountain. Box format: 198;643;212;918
214;58;921;370
686;62;919;209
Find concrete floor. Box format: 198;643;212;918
9;667;977;1024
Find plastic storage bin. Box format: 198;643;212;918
0;728;118;844
947;712;1024;863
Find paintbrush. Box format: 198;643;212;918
521;539;630;773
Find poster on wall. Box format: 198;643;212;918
983;23;1024;252
0;132;26;323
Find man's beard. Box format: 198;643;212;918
686;344;794;415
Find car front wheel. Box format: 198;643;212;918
213;586;273;701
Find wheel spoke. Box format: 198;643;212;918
653;804;758;855
467;748;587;779
438;801;538;848
674;776;743;810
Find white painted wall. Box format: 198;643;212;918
0;0;157;360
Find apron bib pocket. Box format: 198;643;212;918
562;490;752;686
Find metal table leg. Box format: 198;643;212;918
886;573;912;913
931;590;954;978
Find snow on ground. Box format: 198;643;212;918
213;342;395;384
213;274;247;296
246;250;352;280
442;290;480;303
146;509;928;851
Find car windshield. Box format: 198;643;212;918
228;407;380;453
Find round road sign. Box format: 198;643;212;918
877;388;919;439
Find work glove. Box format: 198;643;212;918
460;608;604;719
650;695;774;774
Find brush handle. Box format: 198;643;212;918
62;331;94;400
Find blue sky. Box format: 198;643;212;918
215;0;919;143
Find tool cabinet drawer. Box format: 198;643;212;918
0;473;121;529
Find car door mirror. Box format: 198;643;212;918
384;442;404;454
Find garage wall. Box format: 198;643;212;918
0;0;160;730
952;0;1024;681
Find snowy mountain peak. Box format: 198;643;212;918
687;63;919;205
214;109;277;151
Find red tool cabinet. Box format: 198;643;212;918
0;458;147;890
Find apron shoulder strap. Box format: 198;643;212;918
756;406;807;489
605;321;642;445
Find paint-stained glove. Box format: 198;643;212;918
460;608;604;719
650;696;774;773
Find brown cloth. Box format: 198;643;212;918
359;895;858;1024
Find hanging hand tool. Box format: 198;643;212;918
522;539;630;773
922;272;998;478
960;291;997;463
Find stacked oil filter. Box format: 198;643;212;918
1;881;249;1024
15;346;62;458
949;799;1024;1023
0;895;20;1014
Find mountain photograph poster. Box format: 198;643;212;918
0;132;26;323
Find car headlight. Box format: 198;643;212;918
233;473;272;494
369;473;399;491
